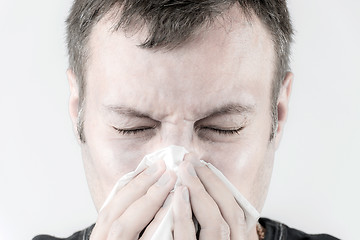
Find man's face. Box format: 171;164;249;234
69;8;290;214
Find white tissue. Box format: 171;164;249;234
100;145;260;239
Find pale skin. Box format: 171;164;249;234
68;6;293;240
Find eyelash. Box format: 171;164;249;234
113;126;243;135
200;126;243;135
113;126;155;135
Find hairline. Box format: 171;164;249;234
73;3;288;143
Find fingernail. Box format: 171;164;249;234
156;171;170;186
145;162;158;175
182;187;189;202
187;163;197;177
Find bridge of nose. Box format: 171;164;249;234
158;118;197;152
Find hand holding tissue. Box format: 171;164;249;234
99;146;260;239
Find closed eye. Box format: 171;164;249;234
113;125;244;137
112;126;156;135
199;126;244;135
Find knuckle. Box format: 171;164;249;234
144;190;163;209
174;205;192;221
231;208;246;226
108;218;128;239
129;178;149;193
97;211;111;226
191;183;206;194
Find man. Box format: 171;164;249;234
35;0;337;239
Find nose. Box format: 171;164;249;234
158;120;197;153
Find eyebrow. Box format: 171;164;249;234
103;102;255;120
103;105;152;119
202;103;255;119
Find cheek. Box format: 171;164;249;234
82;108;153;208
199;134;274;211
82;137;153;210
89;139;144;176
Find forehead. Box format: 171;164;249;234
85;6;275;120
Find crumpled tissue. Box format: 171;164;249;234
100;145;260;239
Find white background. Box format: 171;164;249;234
0;1;359;239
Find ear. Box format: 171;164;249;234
67;69;80;138
274;72;294;149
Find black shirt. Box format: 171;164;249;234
33;218;339;240
259;218;339;240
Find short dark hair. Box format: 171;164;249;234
66;0;293;142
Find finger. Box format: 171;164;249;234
185;153;247;238
173;186;196;240
178;161;230;240
107;170;177;240
91;160;166;240
139;193;174;240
